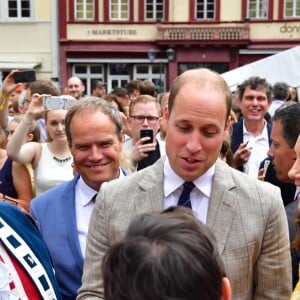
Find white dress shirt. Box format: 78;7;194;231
243;120;269;178
163;158;214;224
75;169;126;257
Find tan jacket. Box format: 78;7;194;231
78;158;292;300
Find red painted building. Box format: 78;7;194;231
59;0;300;94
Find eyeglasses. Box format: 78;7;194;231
131;115;159;124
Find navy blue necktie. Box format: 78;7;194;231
91;194;97;203
177;182;195;209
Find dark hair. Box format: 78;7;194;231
126;80;142;95
102;206;226;300
272;82;289;100
168;68;232;120
273;101;300;148
238;76;272;103
65;98;123;145
26;79;59;96
140;80;157;97
111;87;128;98
91;80;106;90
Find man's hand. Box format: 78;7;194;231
233;142;252;168
1;70;22;98
130;138;157;163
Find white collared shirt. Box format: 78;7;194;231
75;169;126;257
163;158;214;224
243;120;269;178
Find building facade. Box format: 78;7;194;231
1;1;299;93
59;0;300;94
0;0;58;81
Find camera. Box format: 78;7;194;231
43;96;70;110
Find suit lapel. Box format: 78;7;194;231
60;175;84;272
131;158;238;256
134;158;165;213
206;160;238;254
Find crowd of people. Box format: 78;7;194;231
0;67;299;299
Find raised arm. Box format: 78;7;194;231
6;93;44;166
12;160;33;212
0;70;20;129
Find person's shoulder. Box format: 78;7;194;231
217;160;280;197
0;201;21;217
103;159;163;191
31;178;76;206
0;202;34;229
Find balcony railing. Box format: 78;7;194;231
157;25;249;42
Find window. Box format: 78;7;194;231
75;0;94;20
135;64;166;93
7;0;31;19
145;0;164;21
73;64;105;95
179;63;228;75
195;0;215;20
285;0;300;18
110;0;129;20
247;0;268;19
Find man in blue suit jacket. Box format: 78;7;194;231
30;99;127;299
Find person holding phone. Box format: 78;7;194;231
124;94;162;171
6;80;74;196
231;76;272;178
0;70;25;129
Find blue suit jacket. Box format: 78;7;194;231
0;202;62;299
30;174;82;300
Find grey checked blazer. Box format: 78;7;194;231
78;157;292;300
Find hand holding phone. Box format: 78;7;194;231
140;129;154;144
43;96;70;110
14;70;36;83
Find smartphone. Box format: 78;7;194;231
43;96;70;110
140;129;153;144
262;160;271;177
14;70;36;83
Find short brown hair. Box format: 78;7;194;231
102;206;226;300
26;80;59;96
129;94;161;116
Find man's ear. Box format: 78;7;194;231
26;133;34;142
224;116;231;139
221;277;232;300
119;131;124;144
164;106;169;121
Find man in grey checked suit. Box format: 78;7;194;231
77;68;292;300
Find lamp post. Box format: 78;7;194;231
147;48;175;93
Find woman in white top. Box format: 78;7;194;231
7;93;74;195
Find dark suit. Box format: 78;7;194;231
30;175;82;300
286;200;299;288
